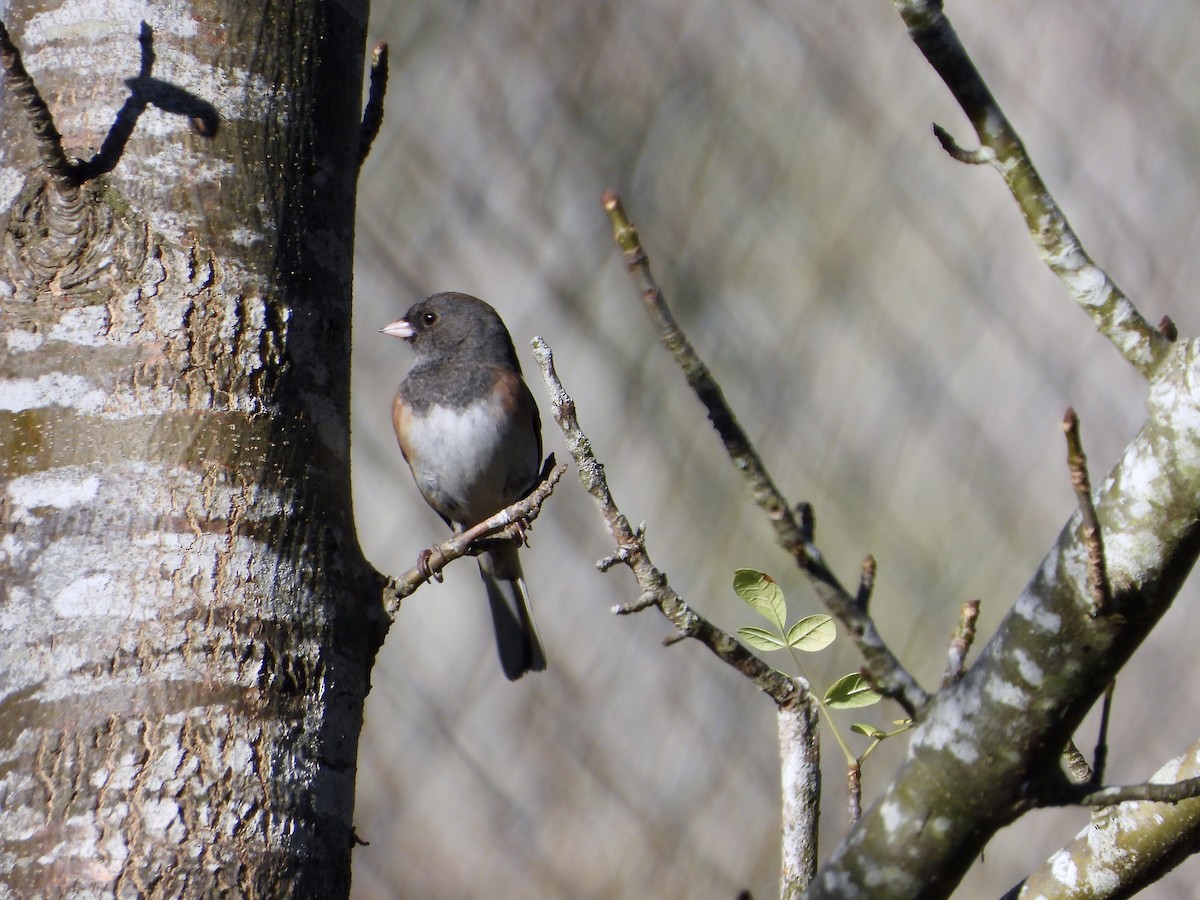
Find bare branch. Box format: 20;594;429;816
531;337;804;706
1062;408;1112;616
894;0;1171;377
533;336;820;892
847;763;862;826
382;460;565;617
1062;740;1094;786
1092;680;1115;786
780;701;821;895
1058;776;1200;809
939;598;979;689
854;556;877;613
932;123;989;164
602;190;929;717
1009;740;1200;900
358;40;389;166
1158;315;1179;343
0;18;76;189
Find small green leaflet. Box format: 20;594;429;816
786;615;835;651
824;673;883;709
737;626;787;651
851;723;887;739
733;568;786;630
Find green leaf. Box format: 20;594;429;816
851;723;886;739
824;673;884;709
786;615;835;652
733;568;786;629
737;626;786;651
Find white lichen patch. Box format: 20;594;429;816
1148;350;1200;436
1061;265;1109;309
7;472;101;514
141;797;184;838
1057;543;1092;599
144;740;187;791
1049;848;1079;888
983;672;1029;708
228;736;255;774
925;816;952;838
912;691;980;764
52;573;123;619
1011;649;1044;686
6;328;46;352
26;0;199;44
0;164;24;213
227;227;264;248
0;373;107;414
1116;438;1164;520
49;306;111;346
1013;587;1062;632
1100;486;1164;589
1043;230;1084;271
879;798;906;836
1150;755;1185;784
133;144;235;180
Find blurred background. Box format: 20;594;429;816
349;2;1200;897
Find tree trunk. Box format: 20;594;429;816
0;1;382;895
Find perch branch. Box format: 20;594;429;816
602;190;929;717
894;0;1170;378
382;459;565;617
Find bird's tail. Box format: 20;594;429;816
478;544;546;680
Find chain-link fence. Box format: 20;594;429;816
350;3;1200;896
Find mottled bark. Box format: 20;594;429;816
0;0;382;896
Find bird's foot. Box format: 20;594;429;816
417;548;443;583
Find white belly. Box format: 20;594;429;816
405;398;538;527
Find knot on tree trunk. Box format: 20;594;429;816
1;171;148;304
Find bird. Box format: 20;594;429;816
381;292;547;680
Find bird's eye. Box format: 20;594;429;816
422;312;438;326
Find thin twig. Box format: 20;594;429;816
1062;740;1094;785
940;598;980;688
531;336;805;707
358;40;389;166
1093;680;1115;785
1062;408;1112;616
382;460;565;617
536;335;820;892
932;123;990;164
1055;776;1200;808
0;18;77;188
602;190;929;717
848;762;862;826
894;0;1170;378
1011;739;1200;899
854;556;877;614
779;703;821;894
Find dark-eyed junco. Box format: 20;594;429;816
382;292;547;680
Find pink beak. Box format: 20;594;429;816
380;318;414;339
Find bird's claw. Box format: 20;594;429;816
417;548;443;583
513;516;532;548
